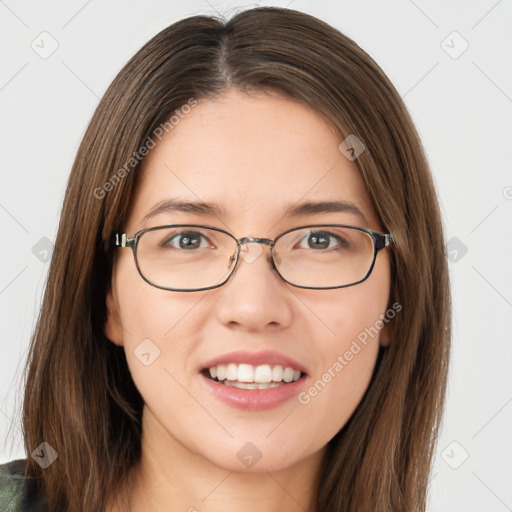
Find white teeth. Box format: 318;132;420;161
254;364;272;383
206;363;303;384
237;364;254;383
223;381;283;390
272;365;283;381
283;367;295;383
257;382;281;389
226;363;238;381
216;365;226;381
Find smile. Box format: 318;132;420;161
199;350;309;410
203;363;303;389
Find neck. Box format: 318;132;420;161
111;405;325;512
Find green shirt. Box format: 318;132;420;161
0;459;48;511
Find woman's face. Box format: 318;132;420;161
106;87;391;473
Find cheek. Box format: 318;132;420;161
116;289;207;433
115;281;208;383
294;270;389;433
295;344;379;452
293;297;384;449
314;268;390;356
116;265;205;341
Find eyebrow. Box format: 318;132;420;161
143;198;369;225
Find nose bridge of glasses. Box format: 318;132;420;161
232;236;277;268
237;236;274;248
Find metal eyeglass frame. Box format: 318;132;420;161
114;224;394;292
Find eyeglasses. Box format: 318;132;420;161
114;224;393;292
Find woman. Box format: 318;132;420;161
0;6;451;511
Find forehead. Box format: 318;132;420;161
126;88;380;234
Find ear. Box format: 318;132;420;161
105;286;124;347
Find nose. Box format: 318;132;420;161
213;239;293;331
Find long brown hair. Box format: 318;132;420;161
16;6;451;511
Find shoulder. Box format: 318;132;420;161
0;459;48;512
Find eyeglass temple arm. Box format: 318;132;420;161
375;233;394;251
114;233;135;249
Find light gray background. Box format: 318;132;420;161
1;1;511;511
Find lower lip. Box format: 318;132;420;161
199;372;307;411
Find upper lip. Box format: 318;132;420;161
200;350;308;375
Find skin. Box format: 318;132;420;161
105;87;391;512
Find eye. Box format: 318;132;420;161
162;230;211;250
297;230;350;251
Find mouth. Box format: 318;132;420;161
198;350;309;410
201;363;307;390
